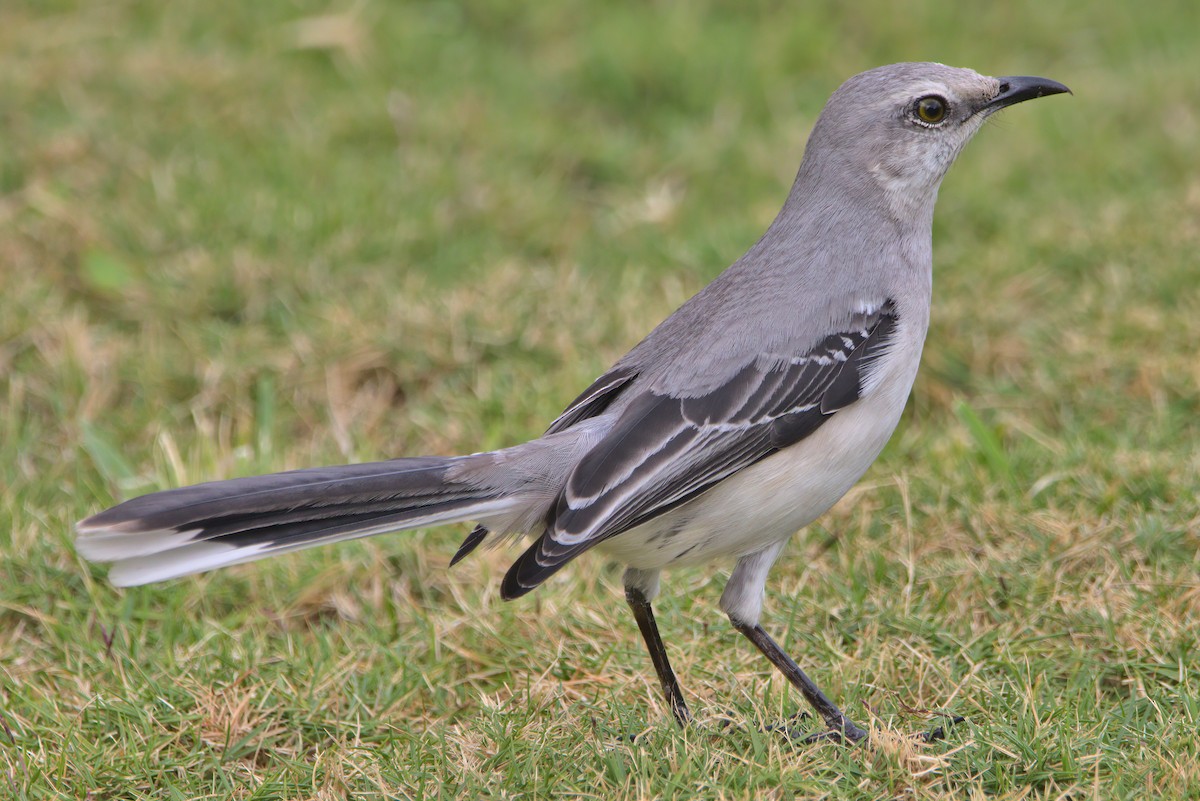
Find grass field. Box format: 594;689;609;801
3;1;1200;798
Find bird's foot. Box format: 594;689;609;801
768;711;965;745
767;712;868;745
913;714;966;743
638;710;962;746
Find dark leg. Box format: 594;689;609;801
625;585;692;728
731;620;868;743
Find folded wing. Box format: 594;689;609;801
501;300;899;597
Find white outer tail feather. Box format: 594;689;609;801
80;496;523;587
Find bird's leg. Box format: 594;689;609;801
625;584;692;728
731;620;867;744
721;543;867;742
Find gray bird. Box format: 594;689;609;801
76;63;1069;743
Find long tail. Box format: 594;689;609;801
75;456;521;587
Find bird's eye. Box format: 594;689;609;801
914;95;948;124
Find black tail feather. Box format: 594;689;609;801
76;456;513;585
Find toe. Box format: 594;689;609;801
917;714;967;743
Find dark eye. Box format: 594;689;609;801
914;95;948;124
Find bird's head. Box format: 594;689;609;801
800;63;1070;219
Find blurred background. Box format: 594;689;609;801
2;1;1198;798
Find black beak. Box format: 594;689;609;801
984;75;1072;112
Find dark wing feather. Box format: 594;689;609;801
449;366;638;566
502;301;898;598
544;366;638;435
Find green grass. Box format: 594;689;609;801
3;0;1200;798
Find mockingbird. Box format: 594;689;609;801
76;63;1069;743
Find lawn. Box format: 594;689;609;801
2;1;1199;798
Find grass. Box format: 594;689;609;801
3;0;1199;798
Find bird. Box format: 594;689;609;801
76;63;1070;743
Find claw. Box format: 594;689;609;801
915;714;966;743
805;725;869;745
